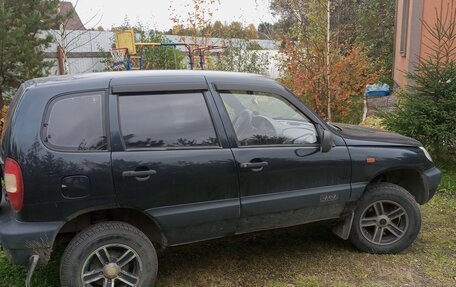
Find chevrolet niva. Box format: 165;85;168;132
0;71;441;287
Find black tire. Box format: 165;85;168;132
60;221;158;287
349;183;421;254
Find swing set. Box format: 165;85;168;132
111;30;225;71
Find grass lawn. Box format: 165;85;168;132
1;164;455;287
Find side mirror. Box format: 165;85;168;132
317;124;333;153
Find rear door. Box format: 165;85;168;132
18;88;116;221
210;82;351;233
110;76;239;245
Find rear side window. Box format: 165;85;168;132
118;92;219;149
43;93;107;151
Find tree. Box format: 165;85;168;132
258;22;275;40
274;0;379;122
0;0;60;108
270;0;309;38
274;0;330;118
271;0;395;85
54;0;103;74
169;0;219;44
167;19;262;40
355;0;395;86
138;30;184;70
382;1;456;155
226;21;245;38
169;0;221;69
212;20;224;37
103;21;184;71
245;24;258;39
213;38;269;75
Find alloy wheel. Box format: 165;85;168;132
81;244;142;287
359;200;409;245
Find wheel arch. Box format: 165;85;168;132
335;167;428;241
367;167;429;204
54;207;167;250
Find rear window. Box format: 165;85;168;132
43;93;107;151
118;92;219;149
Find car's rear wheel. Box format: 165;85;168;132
349;182;421;254
60;221;158;287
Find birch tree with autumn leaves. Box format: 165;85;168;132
274;0;380;123
169;0;269;73
169;0;220;69
169;0;219;45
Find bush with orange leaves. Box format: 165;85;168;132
279;39;380;124
0;105;8;137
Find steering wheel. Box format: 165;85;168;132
255;116;277;137
233;109;253;140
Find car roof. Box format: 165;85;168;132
23;70;272;89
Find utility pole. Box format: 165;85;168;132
326;0;331;121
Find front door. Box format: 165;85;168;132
216;89;351;233
110;90;239;245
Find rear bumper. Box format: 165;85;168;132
423;166;442;203
0;197;63;266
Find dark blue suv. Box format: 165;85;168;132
0;71;441;287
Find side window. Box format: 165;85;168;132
44;93;107;151
118;92;219;149
220;91;318;146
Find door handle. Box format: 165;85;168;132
239;161;268;169
122;170;157;177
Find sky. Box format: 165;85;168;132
68;0;276;31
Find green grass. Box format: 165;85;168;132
1;161;455;287
436;157;456;194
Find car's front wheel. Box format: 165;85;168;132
349;182;421;254
60;221;158;287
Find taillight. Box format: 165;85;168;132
4;157;24;211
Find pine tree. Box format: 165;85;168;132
382;2;456;155
0;0;60;108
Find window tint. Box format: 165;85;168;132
221;91;317;146
44;93;107;151
118;93;219;149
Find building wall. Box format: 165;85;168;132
419;0;454;61
393;0;424;88
393;0;411;87
393;0;454;88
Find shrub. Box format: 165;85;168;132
382;65;456;154
212;38;270;75
382;2;456;155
